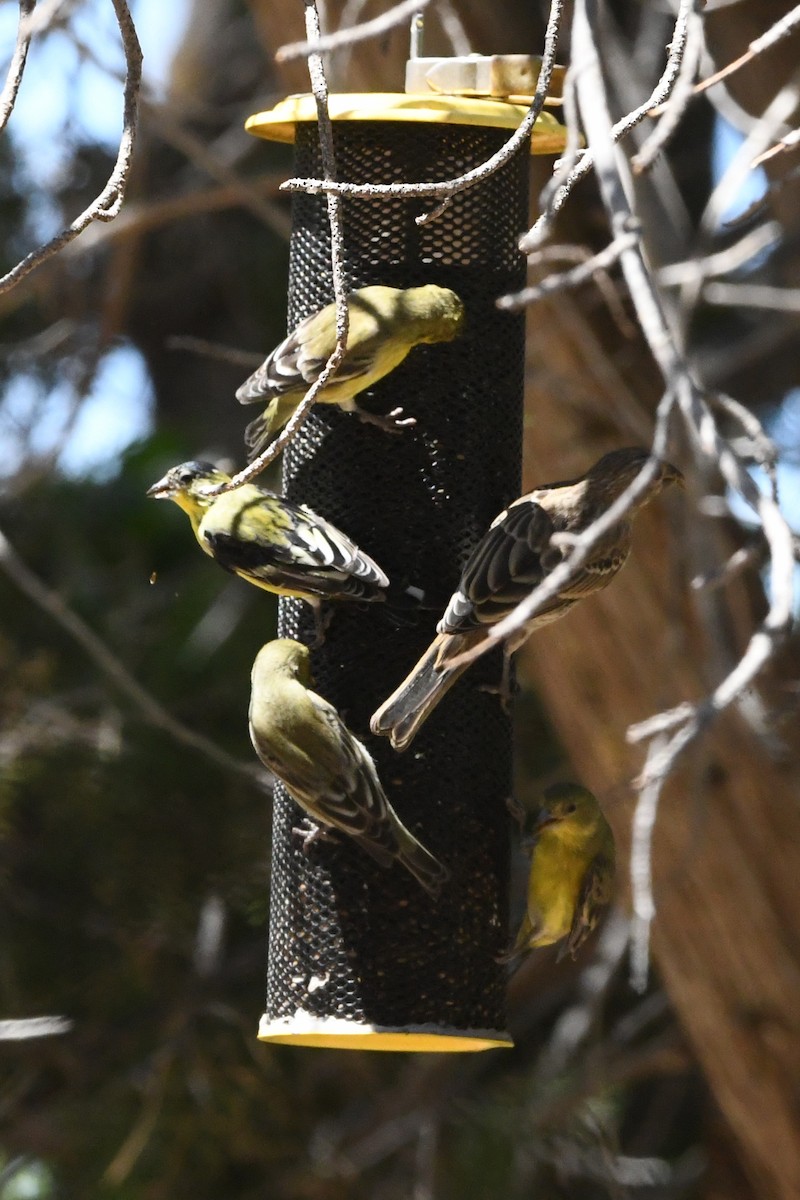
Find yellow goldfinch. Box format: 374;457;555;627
147;462;388;637
248;639;449;897
502;783;615;963
371;448;683;751
236;284;465;459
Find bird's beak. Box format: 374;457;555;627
146;474;172;499
535;808;558;828
521;808;557;849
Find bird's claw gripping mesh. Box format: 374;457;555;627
263;121;528;1048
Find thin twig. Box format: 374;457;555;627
166;335;263;370
458;0;797;991
752;125;800;167
18;0;73;38
70;174;289;251
279;0;564;219
631;9;703;175
0;0;142;296
0;528;270;791
215;0;351;491
0;1016;73;1040
141;101;292;242
699;76;800;239
655;221;780;287
276;0;433;62
702;281;800;311
572;0;795;991
498;231;639;311
690;543;764;592
522;0;695;250
693;4;800;96
436;0;471;56
0;0;35;135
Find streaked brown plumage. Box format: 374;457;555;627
371;448;683;751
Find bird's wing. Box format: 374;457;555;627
439;499;561;633
202;493;387;591
556;534;631;603
238;306;382;402
290;693;397;860
561;849;615;960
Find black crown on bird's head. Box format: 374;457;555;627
146;460;226;499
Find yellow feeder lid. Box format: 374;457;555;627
245;92;568;155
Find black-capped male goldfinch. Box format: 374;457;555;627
147;462;388;638
236;284;465;459
502;783;615;963
371;447;683;751
248;639;449;897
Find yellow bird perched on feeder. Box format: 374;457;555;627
236;284;465;460
248;639;449;897
146;461;388;640
371;447;683;751
502;782;616;963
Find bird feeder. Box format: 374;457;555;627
248;52;567;1051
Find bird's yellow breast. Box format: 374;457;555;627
526;832;588;946
316;338;413;406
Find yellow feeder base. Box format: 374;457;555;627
259;1012;514;1052
245;92;568;154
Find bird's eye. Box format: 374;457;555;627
564;803;577;814
178;470;194;485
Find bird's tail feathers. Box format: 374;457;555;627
351;834;394;870
392;823;450;898
351;821;448;897
380;581;442;627
244;398;294;461
370;634;469;752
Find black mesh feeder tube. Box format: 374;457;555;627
247;90;565;1051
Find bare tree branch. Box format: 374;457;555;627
655;221;781;287
0;1016;73;1040
694;4;800;96
522;0;695;250
630;9;703;176
215;0;351;491
276;0;434;62
498;231;639;313
0;0;35;135
451;0;796;993
141;101;292;241
569;0;795;991
0;0;142;295
279;0;564;221
0;528;270;791
752;124;800;166
702;280;800;310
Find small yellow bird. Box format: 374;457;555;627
236;284;465;459
248;640;449;897
146;461;388;637
371;448;683;751
502;783;615;963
